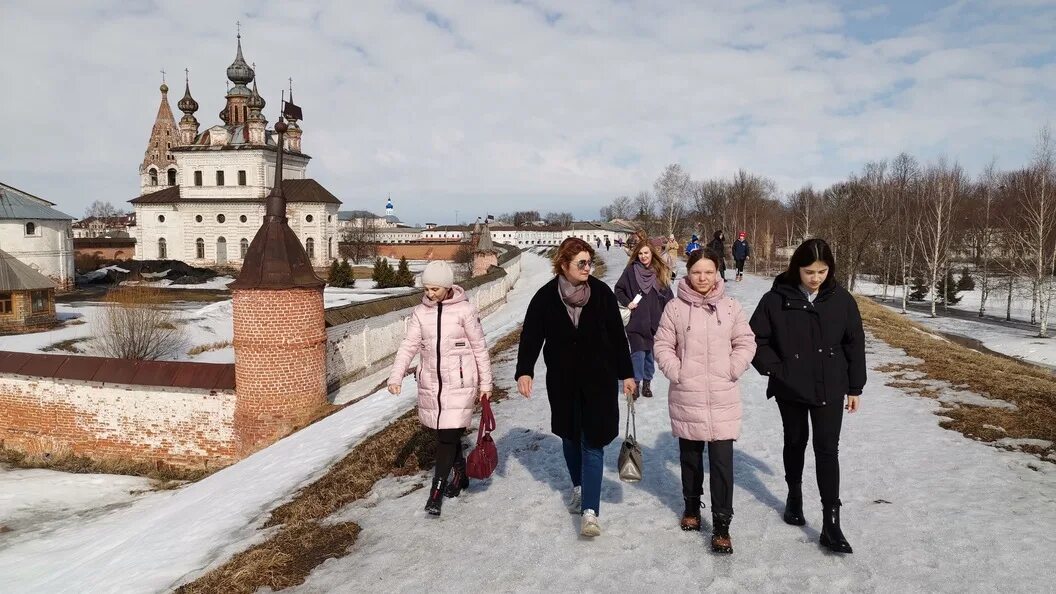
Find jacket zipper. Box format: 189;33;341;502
459;355;465;388
435;302;444;428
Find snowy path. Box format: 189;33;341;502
291;248;1056;593
0;253;554;594
2;250;1055;593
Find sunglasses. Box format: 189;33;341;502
574;258;595;270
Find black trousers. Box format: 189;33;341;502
735;259;745;273
776;398;843;505
433;428;464;483
679;438;734;516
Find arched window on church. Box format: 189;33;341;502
25;222;36;236
240;238;249;259
149;168;158;186
305;237;315;261
167;169;177;186
158;238;167;259
196;238;205;259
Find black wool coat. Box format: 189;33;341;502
614;265;674;353
749;279;867;406
516;275;635;447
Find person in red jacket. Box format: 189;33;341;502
389;261;493;517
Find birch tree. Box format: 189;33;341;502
653;164;691;236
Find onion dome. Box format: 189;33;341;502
177;72;199;115
226;35;255;86
248;74;266;111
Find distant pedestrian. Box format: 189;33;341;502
654;247;756;553
732;232;751;282
748;238;866;554
685;234;701;257
595;237;602;249
605;237;611;251
708;231;727;281
516;237;636;538
615;240;674;400
388;260;493;517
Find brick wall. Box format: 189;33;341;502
370;242;462;261
0;375;237;468
232;287;327;456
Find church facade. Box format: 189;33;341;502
130;36;341;267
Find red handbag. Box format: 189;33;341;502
466;399;498;480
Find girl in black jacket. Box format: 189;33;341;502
749;238;866;554
708;231;727;281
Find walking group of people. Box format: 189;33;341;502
685;230;753;282
388;234;866;556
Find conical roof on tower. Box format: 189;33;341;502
141;81;180;173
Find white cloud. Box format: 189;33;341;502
0;0;1053;224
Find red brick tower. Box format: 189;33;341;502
228;99;326;456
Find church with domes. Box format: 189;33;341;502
130;34;341;268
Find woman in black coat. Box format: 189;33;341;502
517;237;636;538
749;238;866;554
708;231;727;281
614;240;674;399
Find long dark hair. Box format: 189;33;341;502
780;238;837;288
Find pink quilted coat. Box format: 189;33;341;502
388;285;493;430
653;277;757;441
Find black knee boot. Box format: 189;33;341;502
783;482;806;526
820;501;853;553
424;477;447;516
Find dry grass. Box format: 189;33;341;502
0;447;211;483
187;340;233;356
179;323;524;592
857;296;1056;459
41;337;91;353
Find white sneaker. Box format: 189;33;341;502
567;486;582;514
580;509;601;537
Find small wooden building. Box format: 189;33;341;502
0;248;58;333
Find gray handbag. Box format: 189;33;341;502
617;392;643;482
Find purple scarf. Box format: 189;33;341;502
633;261;656;294
557;274;591;327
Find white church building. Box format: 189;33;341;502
130;35;341;267
0;182;75;289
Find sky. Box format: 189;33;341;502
1;0;1054;226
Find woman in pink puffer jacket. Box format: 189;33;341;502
388;261;492;517
654;247;756;554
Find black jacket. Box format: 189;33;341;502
749;279;866;406
732;239;751;261
614;265;674;353
516;275;634;447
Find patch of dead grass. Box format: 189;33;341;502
187;340;233;356
858;296;1056;459
0;447;211;483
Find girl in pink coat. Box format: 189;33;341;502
388;261;493;517
653;248;756;554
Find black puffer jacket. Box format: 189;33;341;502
749;278;866;406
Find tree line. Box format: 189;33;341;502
601;126;1056;336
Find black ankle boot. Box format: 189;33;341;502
643;380;653;398
711;513;733;554
424;478;446;516
446;456;469;498
820;501;853;553
783;482;806;526
680;496;702;531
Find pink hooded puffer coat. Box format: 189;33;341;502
653;277;757;441
388;285;493;430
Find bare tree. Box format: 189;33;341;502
632;191;655;230
340;218;380;264
653;163;691;236
94;286;186;360
84;200;123;219
1010;127;1056;335
916;160;967;317
788;186;820;241
601;195;632;221
513;211;541;226
974;160;1003;317
544;211;574;227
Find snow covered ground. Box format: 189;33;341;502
2;250;1055;592
855;280;1056;369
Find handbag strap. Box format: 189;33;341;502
477;399;496;440
624;391;636;440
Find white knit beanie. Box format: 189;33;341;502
421;260;455;288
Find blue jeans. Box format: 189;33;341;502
562;434;605;515
631;350;655;382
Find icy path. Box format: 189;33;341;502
0;253;555;594
290;248;1056;593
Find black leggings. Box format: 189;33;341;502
777;399;844;505
434;428;464;483
735;259;745;273
679;438;734;516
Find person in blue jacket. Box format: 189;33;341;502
685;234;701;257
732;231;751;281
